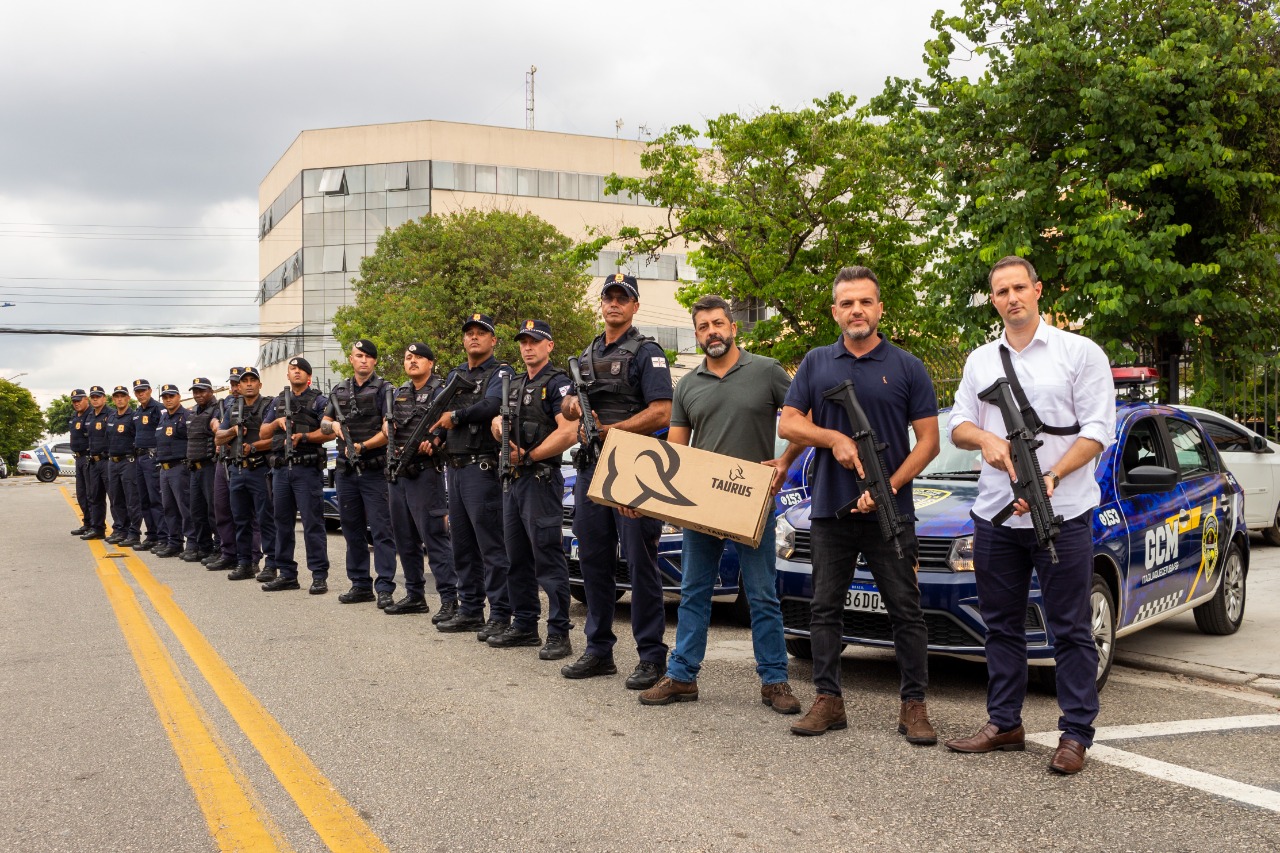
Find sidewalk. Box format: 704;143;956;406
1116;534;1280;696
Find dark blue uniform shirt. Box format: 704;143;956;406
69;410;90;452
86;407;111;453
156;406;190;461
107;408;137;455
132;399;163;449
783;334;937;520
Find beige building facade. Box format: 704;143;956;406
257;119;701;392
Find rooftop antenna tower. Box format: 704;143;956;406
525;66;537;130
615;118;624;138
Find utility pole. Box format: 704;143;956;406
525;66;536;130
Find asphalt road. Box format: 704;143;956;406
2;476;1278;852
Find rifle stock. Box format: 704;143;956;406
388;372;478;483
230;396;245;463
282;388;297;464
568;357;600;470
498;373;513;491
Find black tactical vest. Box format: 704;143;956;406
331;376;388;452
238;395;274;448
581;327;652;424
390;376;442;455
444;362;505;456
270;387;323;455
69;410;90;452
511;366;566;453
156;407;188;462
186;402;217;461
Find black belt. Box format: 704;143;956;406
448;454;498;470
134;448;157;458
187;459;211;470
510;462;556;480
73;451;88;459
108;454;135;463
232;455;269;470
159;460;185;470
88;452;106;462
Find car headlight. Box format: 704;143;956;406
661;523;679;535
776;516;796;559
948;536;974;572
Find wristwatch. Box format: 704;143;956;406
1046;470;1061;489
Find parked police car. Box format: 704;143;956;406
16;442;76;482
774;400;1249;690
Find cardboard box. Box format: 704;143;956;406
587;429;776;548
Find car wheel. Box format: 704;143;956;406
1194;541;1246;635
1090;573;1117;691
785;637;813;660
36;465;58;483
1262;504;1280;547
570;585;588;603
729;576;752;627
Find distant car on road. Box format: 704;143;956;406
1174;405;1280;545
16;442;75;482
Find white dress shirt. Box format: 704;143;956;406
948;319;1116;526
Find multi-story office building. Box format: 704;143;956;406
257;120;703;391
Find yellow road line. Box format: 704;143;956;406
87;538;291;852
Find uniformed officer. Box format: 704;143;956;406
430;314;515;638
68;389;92;535
208;367;258;572
561;273;673;689
106;385;141;547
383;342;458;618
183;378;219;561
321;339;398;607
80;386;112;540
131;378;164;551
487;320;577;659
259;357;331;594
213;366;278;581
152;384;192;559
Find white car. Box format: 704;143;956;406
15;441;76;483
1176;405;1280;545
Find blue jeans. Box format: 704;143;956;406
666;524;788;685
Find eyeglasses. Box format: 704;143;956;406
600;293;634;305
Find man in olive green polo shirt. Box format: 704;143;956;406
639;294;804;712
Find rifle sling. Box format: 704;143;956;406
998;345;1080;437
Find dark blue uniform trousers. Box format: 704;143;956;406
229;463;276;568
187;462;217;551
504;468;571;637
972;513;1099;747
336;463;397;594
85;457;108;534
447;461;510;621
133;451;163;543
217;461;260;562
573;461;668;664
388;464;456;601
158;463;192;551
272;462;329;581
74;456;89;521
107;458;140;537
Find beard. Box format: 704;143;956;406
701;334;733;358
842;320;877;342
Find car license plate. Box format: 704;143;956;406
844;585;886;614
570;538;579;561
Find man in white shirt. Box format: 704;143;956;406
944;256;1115;775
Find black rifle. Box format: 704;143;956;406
978;377;1062;563
230;395;245;464
822;379;906;559
387;372;478;483
498;373;513;492
281;387;297;465
327;386;362;473
568;357;600;470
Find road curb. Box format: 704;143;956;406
1116;650;1280;695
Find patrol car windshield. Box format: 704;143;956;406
915;413;982;480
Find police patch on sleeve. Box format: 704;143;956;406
651;357;667;368
556;384;571;398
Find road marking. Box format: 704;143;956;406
87;539;291;851
1029;714;1280;814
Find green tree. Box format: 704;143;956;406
885;0;1280;399
592;93;936;367
44;394;74;435
0;380;45;465
332;209;598;382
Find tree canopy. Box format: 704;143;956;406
0;380;45;464
44;394;74;436
332;209;599;383
883;0;1280;396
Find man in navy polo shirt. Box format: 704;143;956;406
778;265;940;742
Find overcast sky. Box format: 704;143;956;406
0;0;963;413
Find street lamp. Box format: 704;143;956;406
4;372;27;383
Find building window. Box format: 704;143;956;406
475;165;497;194
385;162;408;191
321;246;345;273
319;169;347;195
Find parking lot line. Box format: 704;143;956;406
1090;714;1280;742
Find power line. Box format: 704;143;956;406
0;276;257;283
0;327;334;339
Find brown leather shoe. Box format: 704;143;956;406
1049;737;1087;774
898;699;938;745
790;694;847;736
638;676;698;706
761;682;801;715
944;722;1026;753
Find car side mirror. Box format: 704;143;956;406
1122;464;1179;494
1251;434;1272;453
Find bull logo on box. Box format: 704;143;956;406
600;442;695;509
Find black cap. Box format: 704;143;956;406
240;366;261;380
462;312;496;334
602;272;639;300
88;385;106;397
132;378;151;392
514;319;553;342
405;342;435;359
352;339;378;358
71;388;87;401
111;385;129;396
228;366;243;383
190;377;213;391
287;356;312;375
158;383;180;397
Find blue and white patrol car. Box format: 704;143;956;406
774;400;1250;690
16;441;76;483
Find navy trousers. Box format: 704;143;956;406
158;463;192;550
272;461;329;581
107;458;139;537
133;450;163;543
228;463;276;568
74;456;89;521
216;460;260;562
447;461;511;621
972;513;1099;747
504;468;571;637
188;462;217;552
388;463;456;601
84;457;108;534
336;461;397;594
572;461;668;664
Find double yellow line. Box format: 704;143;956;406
63;490;387;852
